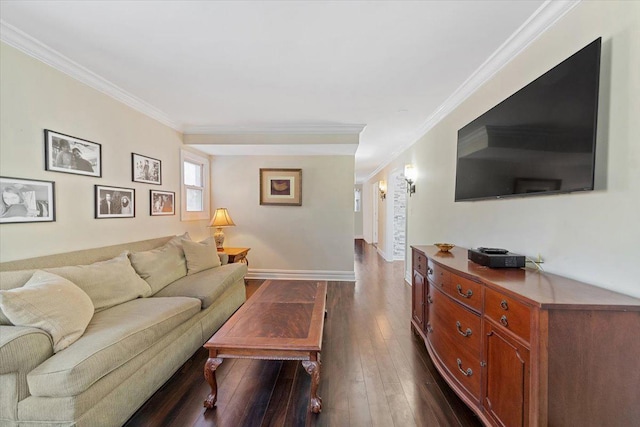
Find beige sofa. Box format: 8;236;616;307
0;235;247;427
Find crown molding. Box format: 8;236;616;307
184;123;366;135
191;143;358;156
0;20;182;131
362;0;581;184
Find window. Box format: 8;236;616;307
180;149;210;221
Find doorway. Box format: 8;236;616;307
372;182;379;245
391;171;407;261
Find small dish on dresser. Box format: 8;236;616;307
434;243;455;252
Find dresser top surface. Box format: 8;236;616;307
412;245;640;310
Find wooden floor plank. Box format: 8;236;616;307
125;242;481;427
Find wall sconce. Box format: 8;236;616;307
404;164;416;196
378;181;387;200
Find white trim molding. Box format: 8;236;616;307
376;247;393;263
246;269;355;282
0;20;181;131
184;123;366;135
192;143;358;156
405;270;412;286
362;0;581;183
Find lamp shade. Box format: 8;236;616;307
404;164;416;182
209;208;236;228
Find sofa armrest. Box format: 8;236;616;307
218;252;229;265
0;326;53;421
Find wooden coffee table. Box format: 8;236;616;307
203;280;327;413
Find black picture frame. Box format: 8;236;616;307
132;153;162;185
44;129;102;177
0;176;55;223
95;185;135;219
150;190;175;216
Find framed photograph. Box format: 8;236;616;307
0;176;55;223
132;153;161;185
45;129;102;177
95;185;135;219
150;190;175;216
260;168;302;206
514;178;562;194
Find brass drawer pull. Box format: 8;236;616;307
500;300;509;310
427;267;434;275
426;323;433;334
500;315;509;327
456;284;473;298
456;358;473;376
427;294;433;304
456;321;472;337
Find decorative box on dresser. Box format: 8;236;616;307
410;245;640;427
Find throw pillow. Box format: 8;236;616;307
129;233;190;294
0;271;94;353
0;269;37;325
182;237;221;275
45;251;153;312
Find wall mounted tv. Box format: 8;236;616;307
455;37;601;201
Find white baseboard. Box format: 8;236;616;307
354;235;364;239
246;269;356;282
405;270;412;285
376;247;393;262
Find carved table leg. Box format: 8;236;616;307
302;360;322;413
203;357;223;409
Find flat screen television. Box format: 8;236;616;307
455;37;601;201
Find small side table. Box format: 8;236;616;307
222;247;250;266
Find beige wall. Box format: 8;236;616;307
0;43;210;262
210;155;355;279
366;1;640;298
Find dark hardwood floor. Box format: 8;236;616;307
125;240;481;427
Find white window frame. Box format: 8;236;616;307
180;149;210;221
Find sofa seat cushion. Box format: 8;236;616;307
153;263;247;309
26;296;201;397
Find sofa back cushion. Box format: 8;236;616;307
182;237;221;275
129;233;189;294
45;252;152;312
0;271;94;352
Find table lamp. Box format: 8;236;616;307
209;208;236;251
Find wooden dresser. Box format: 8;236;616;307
411;245;640;427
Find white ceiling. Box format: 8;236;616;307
1;0;574;182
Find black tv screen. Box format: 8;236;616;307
455;38;601;201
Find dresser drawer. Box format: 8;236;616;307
485;287;531;342
429;284;481;356
444;273;483;312
413;250;427;276
427;321;481;401
426;284;481;401
427;259;450;288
